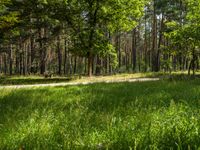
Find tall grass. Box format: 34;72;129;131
0;80;200;149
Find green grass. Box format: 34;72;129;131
0;80;200;149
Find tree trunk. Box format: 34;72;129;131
0;55;2;74
156;15;164;72
109;55;112;74
57;36;62;75
144;9;148;72
96;55;101;75
152;0;157;72
20;52;22;75
88;52;93;77
39;28;46;75
9;44;13;75
64;38;68;75
74;56;77;74
4;54;7;75
116;33;121;69
22;43;26;76
30;35;35;73
188;48;197;76
132;28;137;71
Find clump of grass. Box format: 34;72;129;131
0;80;200;149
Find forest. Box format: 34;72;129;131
1;0;200;149
1;0;200;77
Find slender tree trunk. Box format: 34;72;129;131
88;52;93;77
132;28;137;71
0;55;2;74
15;42;20;74
144;10;148;72
39;29;44;74
22;43;26;76
156;15;164;72
30;35;35;73
152;0;157;72
57;36;62;75
96;55;101;75
116;33;121;69
139;49;141;72
39;28;46;75
149;31;151;69
9;44;13;75
189;48;198;76
64;38;68;75
24;42;28;75
4;54;7;75
19;51;22;75
109;55;112;74
84;58;87;75
74;56;77;74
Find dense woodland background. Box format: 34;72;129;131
0;0;200;77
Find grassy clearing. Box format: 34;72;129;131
0;80;200;149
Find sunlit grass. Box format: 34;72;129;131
0;79;200;149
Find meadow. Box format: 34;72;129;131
0;79;200;149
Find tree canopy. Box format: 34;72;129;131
0;0;200;76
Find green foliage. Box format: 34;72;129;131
160;59;172;72
0;80;200;149
165;0;200;48
163;0;200;75
99;43;118;69
0;0;19;42
186;0;200;24
51;0;145;58
0;12;18;30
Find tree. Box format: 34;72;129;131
0;0;18;30
51;0;145;76
164;0;200;75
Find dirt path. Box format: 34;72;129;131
0;78;160;89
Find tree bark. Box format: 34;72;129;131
30;34;35;74
4;53;7;75
88;52;93;77
74;56;77;74
117;33;121;69
64;38;68;75
132;28;137;71
152;0;157;72
144;9;148;72
156;15;164;72
9;44;13;75
57;36;62;75
96;55;101;75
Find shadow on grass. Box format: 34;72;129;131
0;77;72;85
84;81;200;113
